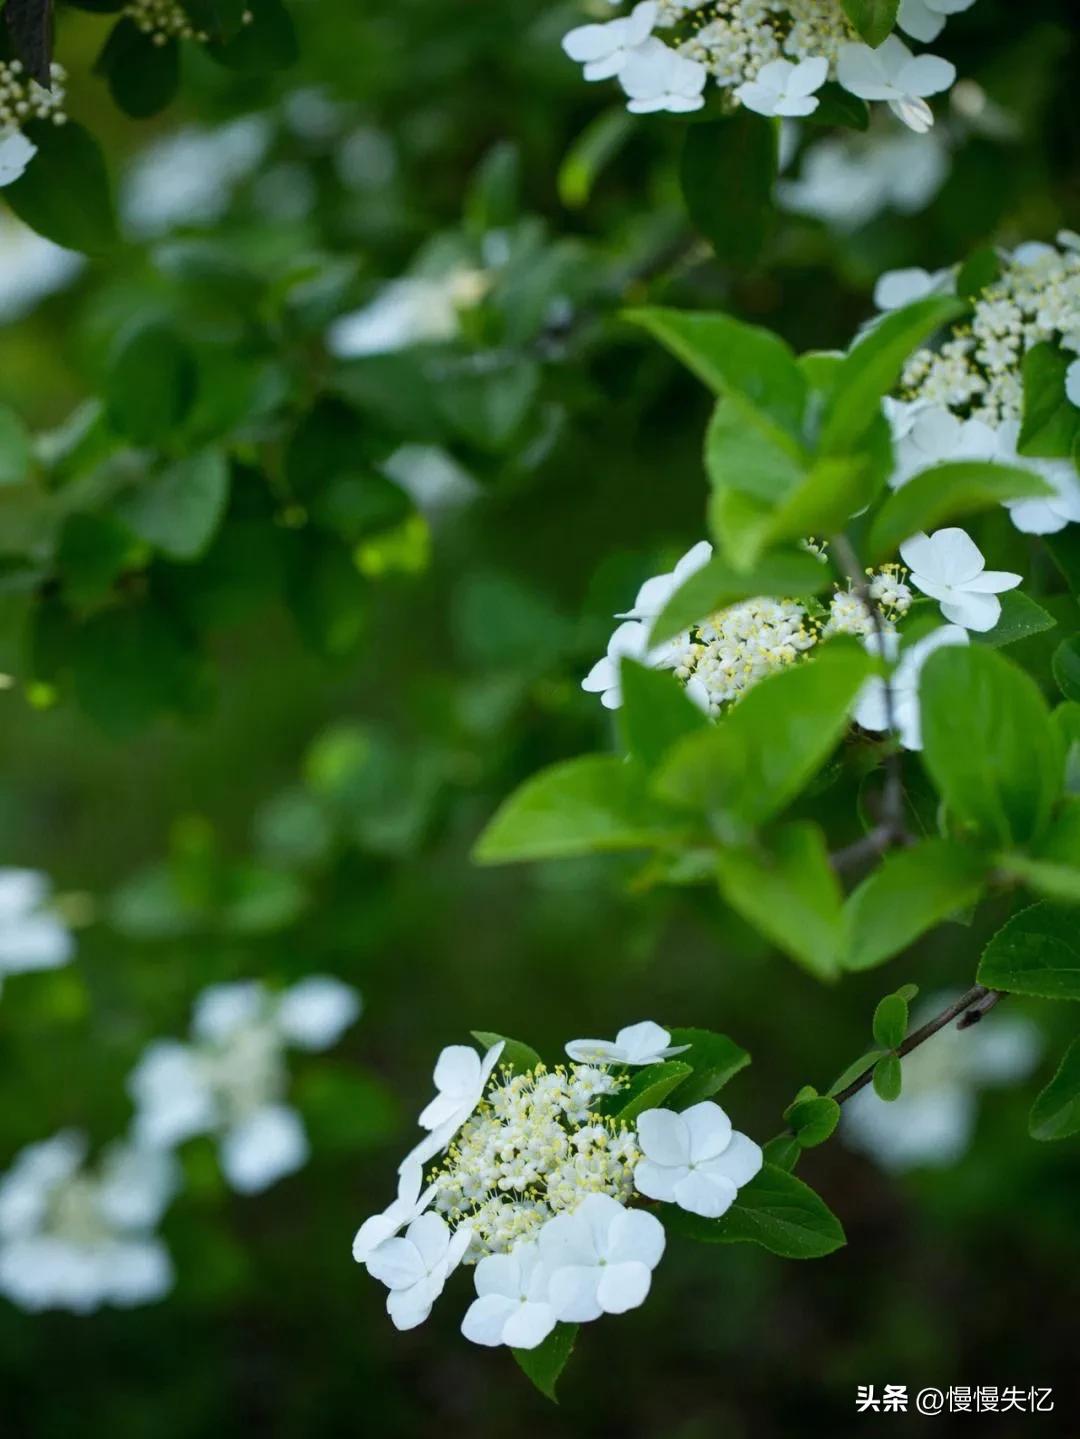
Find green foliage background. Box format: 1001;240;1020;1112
0;0;1078;1432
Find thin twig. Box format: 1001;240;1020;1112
956;988;1006;1029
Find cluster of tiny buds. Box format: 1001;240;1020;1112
661;0;854;89
0;61;67;131
122;0;255;46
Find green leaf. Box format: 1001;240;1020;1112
618;659;709;769
664;1163;845;1258
665;1027;750;1106
679;113;776;269
106;320;198;446
655;641;871;830
1018;343;1080;460
977;902;1080;1000
1053;636;1080;702
762;1135;801;1170
842;0;899;46
1029;1038;1080;1140
608;1060;694;1124
868;461;1052;558
818;295;967;455
703;399;807;569
955;245;1001;298
872;993;908;1050
437;360;540;454
843;839;989;971
1000;800;1080;902
96;18;179;118
56;513;136;607
3;119;118;255
650;549;829;646
786;1095;840;1148
974;591;1056;649
0;404;33;486
626;308;806;438
715;822;844;981
920;645;1063;847
872;1052;903;1101
119;450;230;561
827;1049;887;1097
72;605;207;737
513;1324;578;1402
557;107;634;209
207;0;298;69
474;756;693;864
470;1032;542;1075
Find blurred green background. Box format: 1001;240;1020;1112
1;0;1078;1432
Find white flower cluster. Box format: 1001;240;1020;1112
354;1021;762;1348
0;1132;177;1314
0;868;75;997
886;234;1080;534
561;1;967;130
128;976;361;1194
123;0;210;45
0;62;66;190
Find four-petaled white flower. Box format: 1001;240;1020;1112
897;0;976;45
900;528;1021;633
565;1020;688;1067
538;1193;665;1321
853;624;970;751
618;38;707;115
617;540;713;622
0;869;75;993
353;1161;436;1264
461;1240;557;1350
401;1040;505;1170
735;57;828;118
561;2;657;82
365;1212;472;1331
633;1102;762;1218
0;128;36;188
885;403;997;491
837;37;955;133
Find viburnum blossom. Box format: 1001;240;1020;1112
566;1020;689;1067
560;1;963;129
899;528;1021;632
128;976;360;1194
0;1133;177;1313
461;1240;558;1349
353;1162;436;1263
633;1102;762;1217
366;1212;473;1331
538;1193;665;1320
0;869;75;995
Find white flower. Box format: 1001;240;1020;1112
218;1103;310;1194
778;127;949;231
461;1239;557;1350
192;981;265;1043
617;540;713;622
128;1039;219;1148
996;422;1080;535
873;265;954;311
0;1134;177;1314
565;1020;688;1067
561;2;657;81
633;1102;762;1218
735;56;828;118
0;869;74;988
537;1192;664;1321
0;127;36;187
837;37;956;133
886;404;997;490
899;528;1021;632
853;624;970;750
843;994;1041;1171
618;38;707;115
275;976;362;1051
897;0;976;44
353;1161;436;1264
581;619;680;710
400;1040;505;1171
365;1211;472;1330
1066;358;1080;408
326;273;478;357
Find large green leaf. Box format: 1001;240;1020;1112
474;756;694;863
608;1060;694;1124
843;839;989;971
817;295;967;455
679;113;776;269
663;1163;846;1258
118;450;230;561
651;548;830;645
655;641;871;830
974;591;1056;649
842;0;899;45
1029;1038;1080;1140
618;659;709;770
3;119;118;255
1053;636;1080;702
715;822;844;981
106;320;198;446
868;461;1052;558
920;645;1063;847
1018;343;1080;459
513;1324;578;1402
977;903;1080;1000
96;18;180;118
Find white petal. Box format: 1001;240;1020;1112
896;54;956;98
219;1105;308;1194
874;267;936;311
735;82;781;118
192;981;265;1043
565;1038;623;1063
353;1213;399;1264
596;1259;652;1313
836;44;893;100
502;1299;557;1350
431;1044;481;1099
0;130;37;188
697;1131;763;1188
538;1211;597;1271
386;1281;434;1331
547;1264;602;1322
896;0;945;43
275;976;360;1050
616;1019;674;1062
562;23;618;64
365;1237;426;1291
891;96;934;133
404;1211;451;1270
607;1206;665;1269
682;1102;733;1163
899;531;942;583
927;527;986;584
633;1157;685;1202
963;569;1022;594
788;56;828;97
636;1108;691;1167
461;1293;517;1346
673;1168;737;1218
939;591;1001;632
1066;359;1080;409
